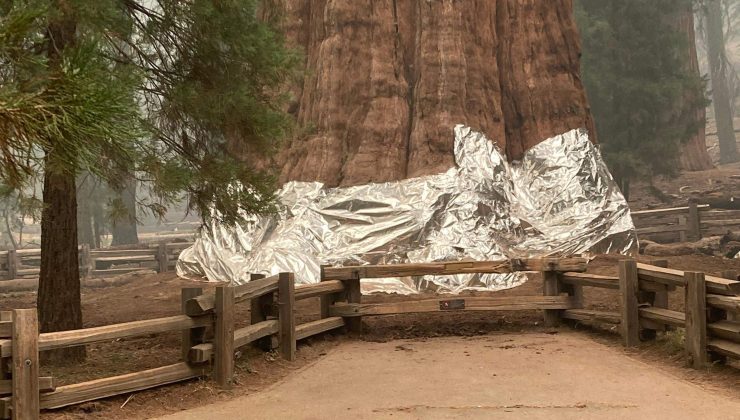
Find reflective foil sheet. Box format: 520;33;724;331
176;126;637;293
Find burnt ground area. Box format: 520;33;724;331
0;254;738;419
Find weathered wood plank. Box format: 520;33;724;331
560;273;618;290
189;320;279;363
37;315;212;352
181;288;205;362
631;205;709;217
636;263;740;296
542;271;561;327
706;294;740;313
12;309;39;419
562;309;620;324
707;339;740;359
635;224;689;235
329;296;575;317
40;363;207;409
249;273;274;352
0;323;9;339
278;273;296;362
344;276;362;333
186;275;279;316
685;271;707;369
638;307;685;328
619;259;640;347
707;320;740;342
0;377;54;396
322;258;588;280
295;281;345;301
214;286;235;388
296;317;345;341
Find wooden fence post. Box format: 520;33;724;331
684;271;707;369
157;243;169;273
618;259;640;347
12;309;39;419
721;270;738;321
319;265;338;319
214;285;235;388
542;270;561;327
277;273;296;361
250;273;275;351
6;251;17;281
181;287;204;362
344;272;362;333
688;201;701;241
79;244;91;280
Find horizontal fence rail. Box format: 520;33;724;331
1;256;739;418
632;203;740;243
0;242;194;290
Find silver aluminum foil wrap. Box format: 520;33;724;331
176;125;637;294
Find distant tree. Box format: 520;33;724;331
576;0;708;198
0;0;298;361
701;0;740;163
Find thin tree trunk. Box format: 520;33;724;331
705;0;739;163
111;178;138;246
39;160;84;361
678;3;712;171
38;1;85;362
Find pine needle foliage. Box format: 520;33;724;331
0;0;299;224
575;0;708;195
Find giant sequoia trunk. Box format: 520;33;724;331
275;0;595;187
677;4;713;171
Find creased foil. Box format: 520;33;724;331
176;126;637;294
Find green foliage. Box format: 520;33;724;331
0;0;299;225
576;0;708;189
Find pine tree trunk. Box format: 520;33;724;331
39;160;85;361
111;178;138;246
705;0;739;164
677;4;712;171
275;0;595;187
38;1;85;362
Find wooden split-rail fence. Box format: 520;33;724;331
0;242;192;284
631;202;740;243
0;256;738;418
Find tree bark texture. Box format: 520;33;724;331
676;4;712;171
275;0;595;187
705;0;739;164
39;160;84;360
38;2;85;362
111;178;139;246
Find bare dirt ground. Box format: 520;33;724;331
1;254;738;419
155;333;740;420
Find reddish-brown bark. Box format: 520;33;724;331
275;0;595;187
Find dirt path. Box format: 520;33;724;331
155;332;740;420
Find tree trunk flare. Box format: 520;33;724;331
39;160;85;361
705;0;739;164
111;178;139;246
275;0;595;187
677;4;712;171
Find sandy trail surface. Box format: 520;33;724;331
156;332;740;420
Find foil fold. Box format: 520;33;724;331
176;125;637;293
